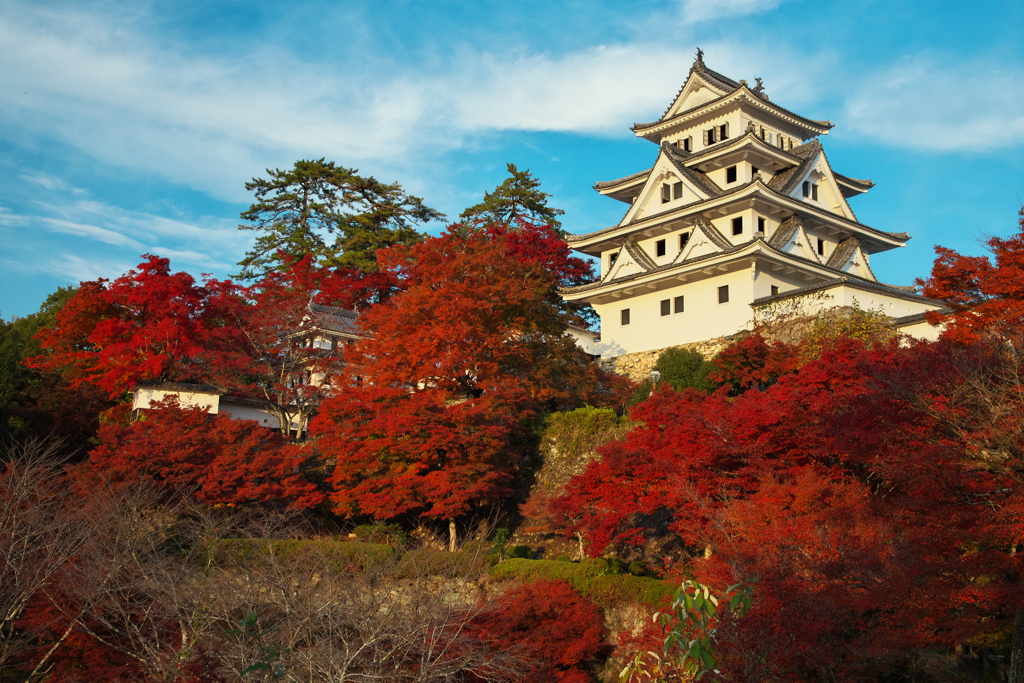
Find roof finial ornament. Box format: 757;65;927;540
752;77;766;98
694;47;705;71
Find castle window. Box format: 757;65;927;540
817;237;825;256
732;217;743;236
662;183;671;203
655;239;666;257
812;183;819;201
803;181;819;200
757;216;766;233
673;181;683;200
751;165;759;176
681;137;692;152
621;309;631;326
771;285;780;296
679;232;690;250
704;128;716;145
719;123;729;141
802;181;811;197
718;285;730;304
726;166;737;183
660;299;670;316
674;296;685;313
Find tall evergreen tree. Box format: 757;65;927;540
460;163;565;231
236;159;444;280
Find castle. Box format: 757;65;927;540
562;52;942;361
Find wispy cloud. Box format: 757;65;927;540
0;2;823;204
2;174;247;281
843;56;1024;152
39;217;146;249
675;0;789;24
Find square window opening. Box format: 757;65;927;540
656;239;666;257
718;285;730;304
771;285;780;296
621;308;630;326
660;299;670;316
673;181;683;200
674;296;685;313
679;232;690;250
726;165;737;183
732;217;743;236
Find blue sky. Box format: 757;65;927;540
2;0;1023;319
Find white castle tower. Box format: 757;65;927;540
563;51;941;359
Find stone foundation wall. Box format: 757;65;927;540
600;332;744;383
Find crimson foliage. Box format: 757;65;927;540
28;255;248;398
90;401;323;508
470;580;608;682
554;339;1022;679
315;386;517;521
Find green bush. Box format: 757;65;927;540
489;559;672;607
628;560;648;577
351;522;408;547
607;557;626;574
207;538;395;572
541;406;630;459
654;347;718;393
509;545;533;559
555;554;573;562
394;548;491;579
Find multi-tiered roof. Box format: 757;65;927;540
562;51;940;357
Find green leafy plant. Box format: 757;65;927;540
223;612;289;679
620;580;753;682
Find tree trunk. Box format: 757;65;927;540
1010;608;1024;683
448;519;457;553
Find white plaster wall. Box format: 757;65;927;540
132;387;219;414
219;403;285;430
566;327;601;356
593;269;754;356
897;319;942;342
822;286;937;319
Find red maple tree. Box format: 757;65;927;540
469;580;608;682
918;207;1024;344
90;400;323;508
28;255;248;398
552;338;1022;678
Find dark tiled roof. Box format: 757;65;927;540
825;236;860;269
751;277;940;308
672;128;801;166
656;59;740;121
635;86;832;134
309;303;363;336
624;237;657;271
693;216;733;251
834;172;875;190
564;236;918;299
663;143;723;197
767;139;820;195
593;168;652;191
567;176;908;247
134;380;223;394
768;215;801;249
563;239;748;295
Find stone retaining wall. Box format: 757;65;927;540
599;332;744;383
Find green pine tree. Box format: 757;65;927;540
236;159;444;280
459;163;565;231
